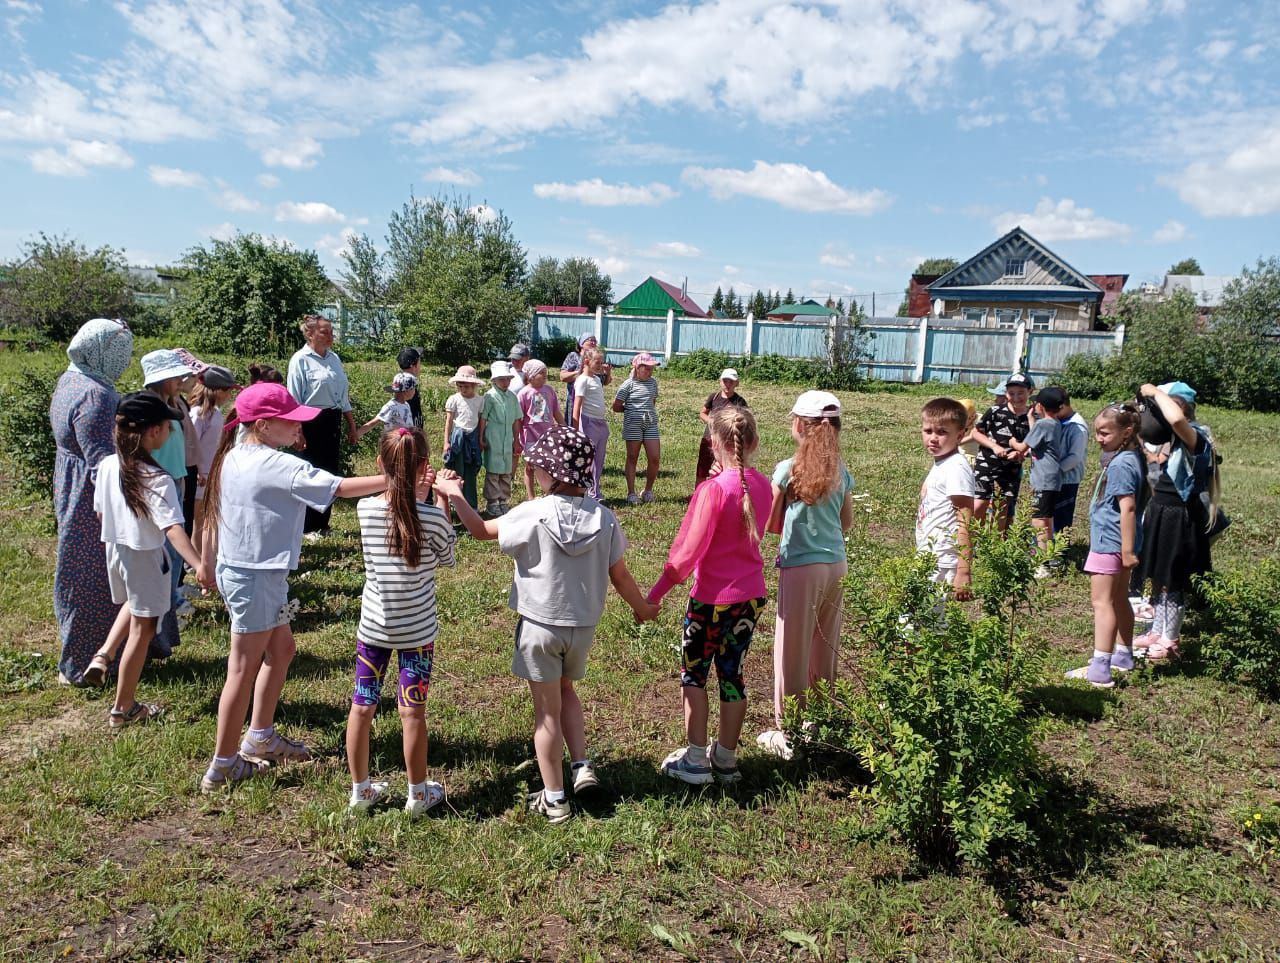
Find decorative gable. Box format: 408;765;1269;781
930;227;1102;293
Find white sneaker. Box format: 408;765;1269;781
660;747;713;785
756;729;796;761
1034;564;1052;580
348;780;389;813
404;780;445;818
572;760;599;793
303;531;324;544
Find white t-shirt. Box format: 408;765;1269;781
509;370;525;394
574;374;607;419
356;497;456;648
215;444;342;570
915;450;976;569
445;392;483;431
376;399;414;430
94;454;184;550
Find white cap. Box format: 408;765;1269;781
489;360;515;379
790;389;841;419
719;368;739;382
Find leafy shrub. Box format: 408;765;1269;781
798;515;1049;869
533;336;579;367
1057;352;1111;401
1194;563;1280;699
0;362;62;495
662;348;734;380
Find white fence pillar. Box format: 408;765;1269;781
664;309;675;361
594;305;604;346
1114;322;1126;352
744;311;754;356
913;314;929;383
1012;320;1028;374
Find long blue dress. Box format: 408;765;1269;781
50;369;120;683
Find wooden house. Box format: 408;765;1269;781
614;276;708;318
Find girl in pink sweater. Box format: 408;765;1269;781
646;406;772;785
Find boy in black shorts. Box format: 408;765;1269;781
970;372;1033;532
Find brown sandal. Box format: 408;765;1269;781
108;701;163;732
82;653;111;687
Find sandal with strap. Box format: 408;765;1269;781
109;701;163;732
82;653;111;688
1146;637;1181;661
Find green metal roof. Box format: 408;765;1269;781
767;302;837;317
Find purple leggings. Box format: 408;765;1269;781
352;640;434;708
580;414;610;500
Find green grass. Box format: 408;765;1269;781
2;355;1279;961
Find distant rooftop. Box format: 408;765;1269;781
1162;274;1236;308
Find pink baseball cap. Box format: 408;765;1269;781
223;382;322;431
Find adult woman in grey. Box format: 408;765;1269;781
287;315;358;536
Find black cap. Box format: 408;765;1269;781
116;391;179;430
1032;386;1068;410
1005;373;1035;390
397;347;422;370
199;364;240;390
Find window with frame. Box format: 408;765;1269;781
1029;308;1056;331
994;308;1021;329
1004;257;1026;277
961;307;987;325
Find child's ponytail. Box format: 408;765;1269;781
709;405;761;545
380;427;430;567
789;415;842;505
199;425;238;536
114;418;162;518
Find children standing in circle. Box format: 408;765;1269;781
571;347;610;500
697;368;749;485
971;372;1033;532
1065;403;1147;688
1007;389;1063;573
647;405;771;785
517;360;564;501
481;361;523;517
442;365;486;512
613;352;661;505
347;428;456;816
198;383;386;793
188;367;238;555
358;372;417;439
758;391;855;760
1051;389;1090;535
916;398;976;599
436;426;656;823
90;392;212;726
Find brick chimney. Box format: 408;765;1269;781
908;274;942;318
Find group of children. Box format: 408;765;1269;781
85;333;1220;821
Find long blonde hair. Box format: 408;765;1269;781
788;414;842;505
709;405;761;545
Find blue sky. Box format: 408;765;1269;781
1;0;1277;314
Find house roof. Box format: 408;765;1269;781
929;226;1103;297
1162;274;1236;308
651;277;708;317
534;304;591;314
767;302;838;318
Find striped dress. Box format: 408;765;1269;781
356;497;456;649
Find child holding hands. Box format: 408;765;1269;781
647;405;771;785
481;361;522;517
916;398;976;599
517;360;564;501
443;365;486;511
436;426;656;823
358;372;417;439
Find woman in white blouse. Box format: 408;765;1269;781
286;315;358;537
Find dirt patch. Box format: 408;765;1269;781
0;699;98;757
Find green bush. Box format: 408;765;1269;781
0;361;63;495
663;348;735;380
1194;562;1280;699
798;515;1049;869
1057;352;1112;401
533;336;579;367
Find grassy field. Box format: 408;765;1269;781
1;355;1279;961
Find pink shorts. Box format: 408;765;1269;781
1084;551;1123;575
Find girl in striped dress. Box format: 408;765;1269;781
346;428;457;816
612;352;661;505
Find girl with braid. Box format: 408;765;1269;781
758;391;855;761
647;406;772;785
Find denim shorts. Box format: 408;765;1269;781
216;563;290;634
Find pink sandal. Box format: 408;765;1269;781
1146;637;1181;661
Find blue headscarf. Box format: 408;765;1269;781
66;318;134;386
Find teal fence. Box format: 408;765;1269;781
533;309;1123;384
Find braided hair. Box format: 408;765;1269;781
708;405;761;545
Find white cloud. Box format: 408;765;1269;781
1152;219;1191;243
682;161;891;215
599;256;629;276
1163;125;1280;217
533;178;677;207
256;173;280;189
262;138;323;170
217;188;260;212
316;227;359;261
993;197;1132;241
148;165;205;188
29;138;133;176
819;245;856;269
645;241;701;258
424;166;482;186
957;113;1007;130
723;264;740;276
1196;38;1233;62
469;203;498;224
275;201;350;225
204;222;238;242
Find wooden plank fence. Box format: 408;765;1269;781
534;308;1124;385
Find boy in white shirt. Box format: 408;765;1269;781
916;397;976;599
358;372;417;440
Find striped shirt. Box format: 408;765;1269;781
615;375;658;421
356;496;456;649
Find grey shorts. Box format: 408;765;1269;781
622;412;659;442
216;563;291;635
106;543;172;617
512;616;597;682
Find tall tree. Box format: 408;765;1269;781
559;256;612;309
339;232;392;342
710;286;724;312
751;289;768;318
784;287;795;304
0;233;134;341
1168;257;1203;276
176;232;330;356
724;286;739;319
898;256;960;315
526;257;565;306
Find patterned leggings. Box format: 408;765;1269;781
680;597;766;702
351;640;434;709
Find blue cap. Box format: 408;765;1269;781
1159;381;1196;403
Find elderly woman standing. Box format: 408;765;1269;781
50;317;135;685
287;314;358;537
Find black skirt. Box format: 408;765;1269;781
300;407;343;533
1137;492;1211;591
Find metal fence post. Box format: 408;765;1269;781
914;315;929;383
1013;320;1028;374
664;309;675;361
595;305;604;346
1114;323;1126;352
744;311;753;357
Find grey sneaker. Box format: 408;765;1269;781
201;753;265;794
1110;648;1136;673
571;760;599;793
641;490;655;503
109;701;162;732
527;790;572;824
1064;655;1115;688
660;747;713;785
710;742;741;784
240;730;311;765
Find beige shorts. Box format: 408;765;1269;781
512;616;597;682
106;542;172;618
